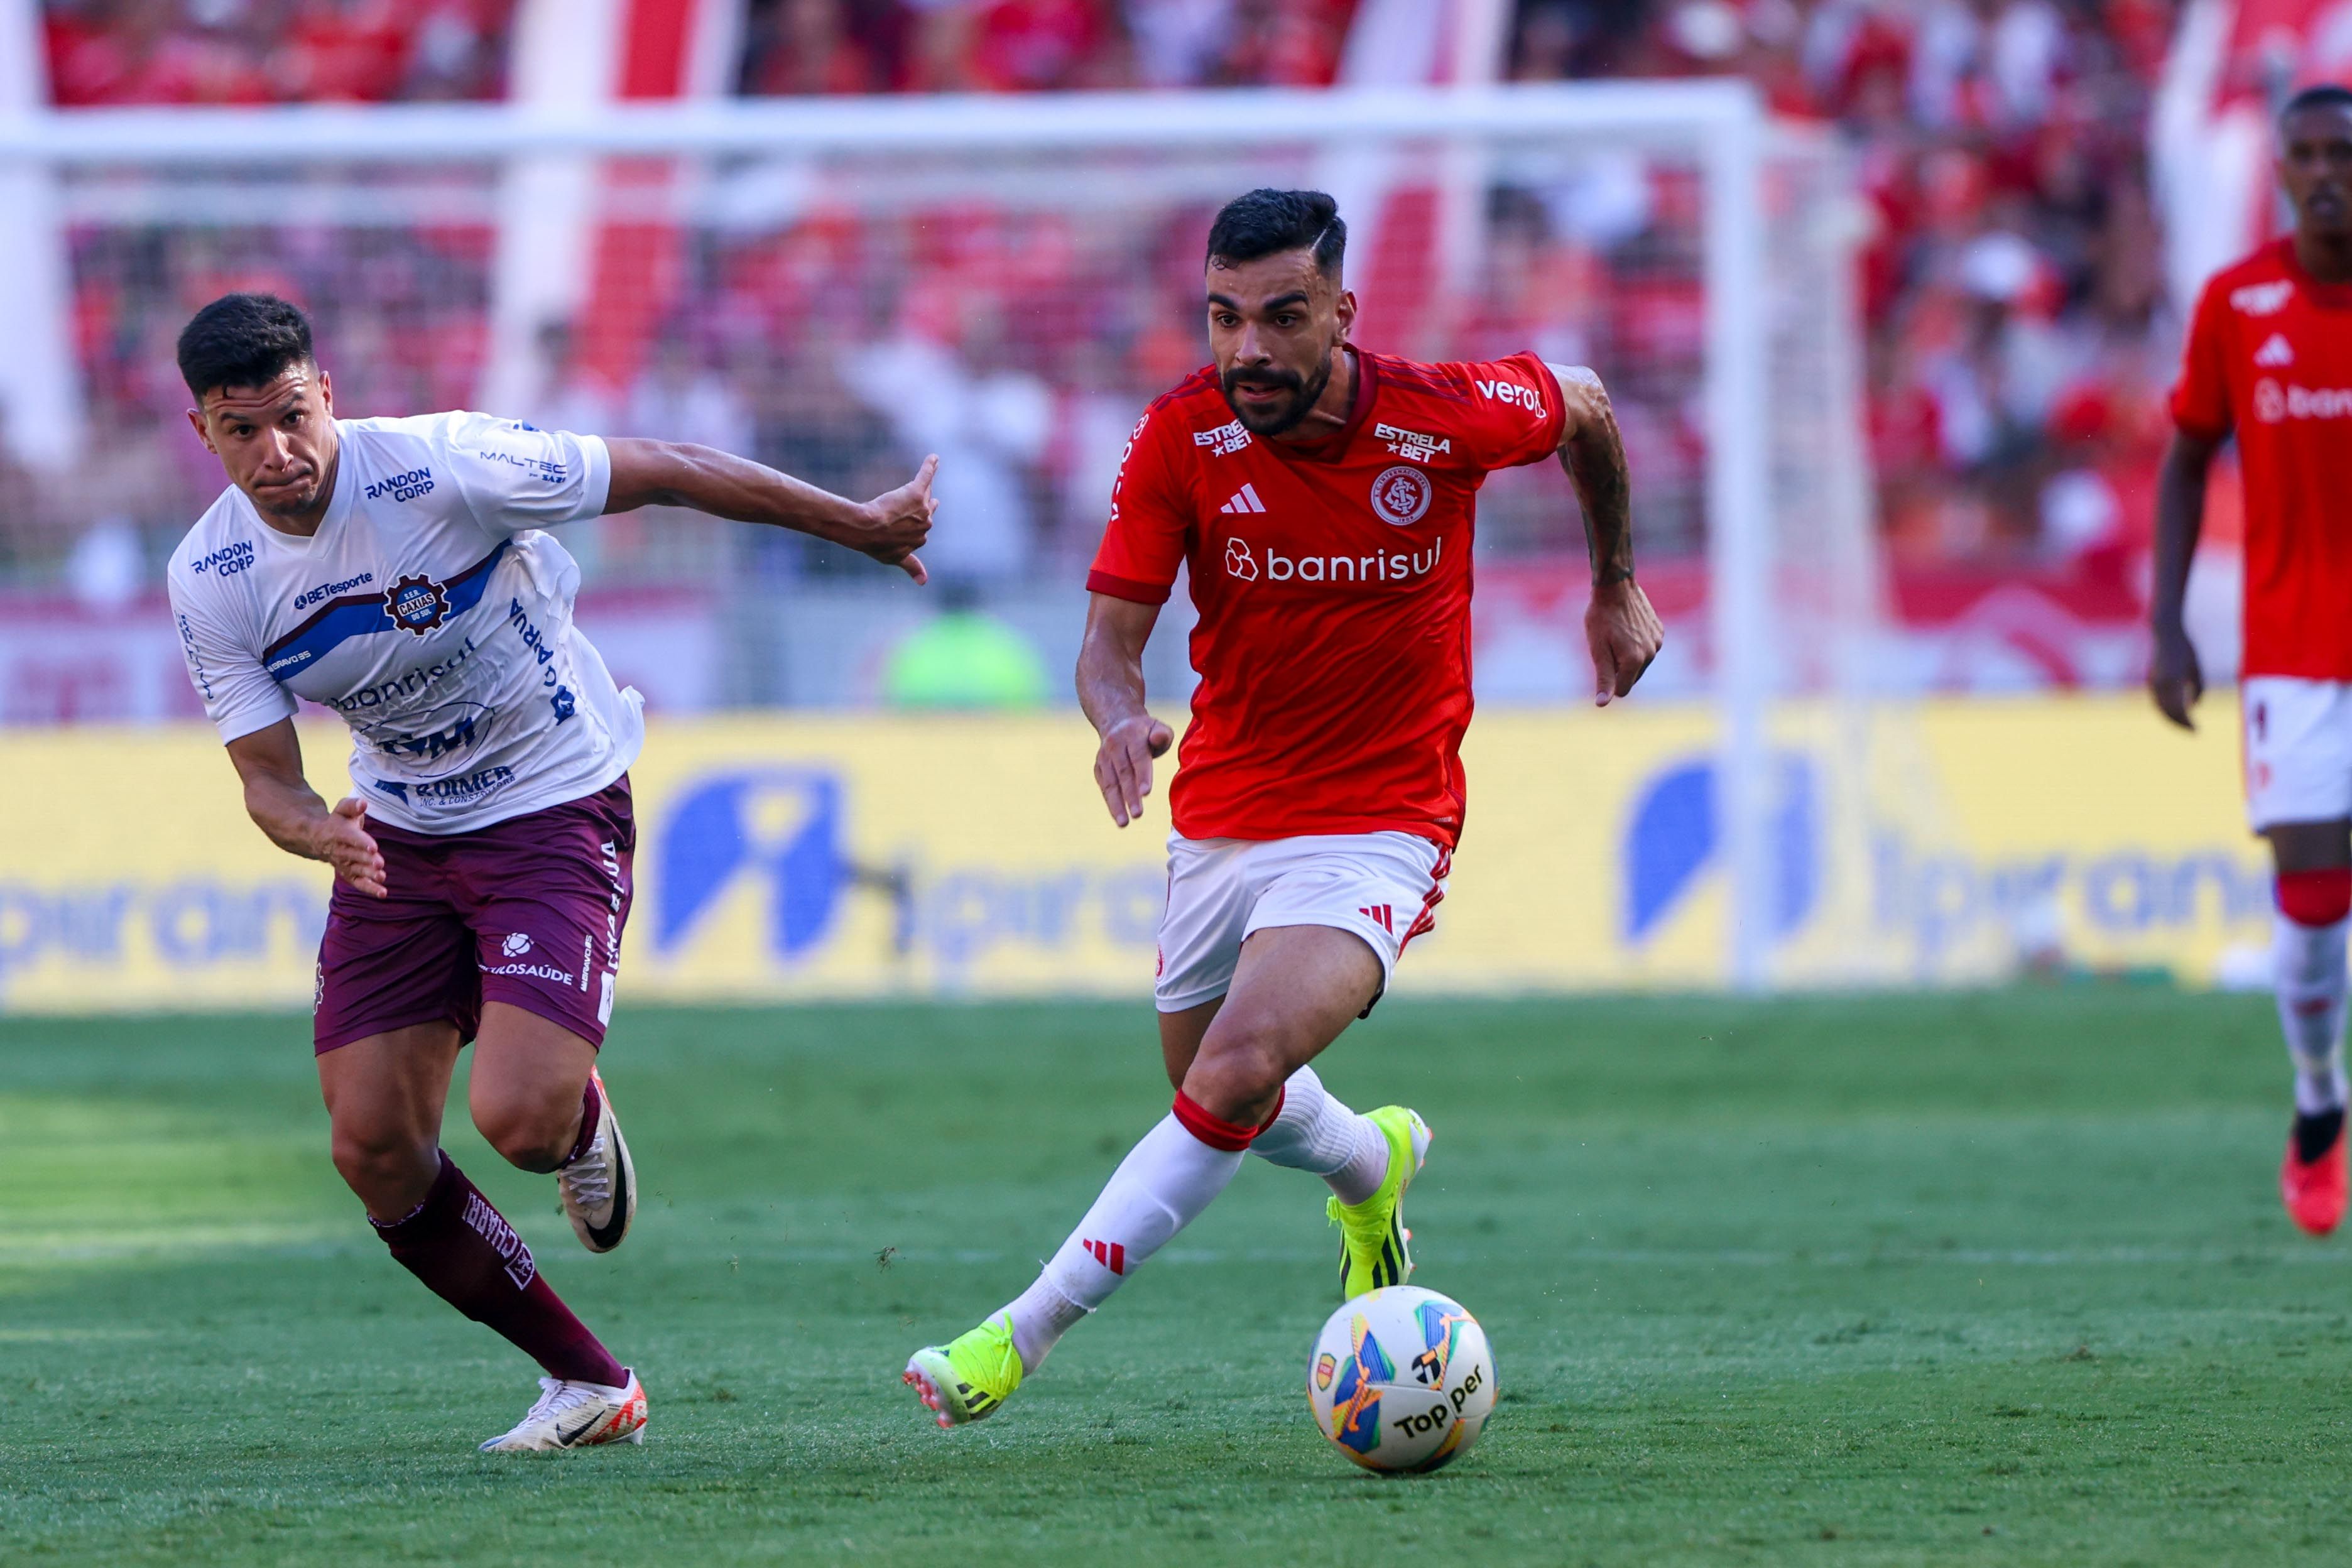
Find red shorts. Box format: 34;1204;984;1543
313;778;635;1054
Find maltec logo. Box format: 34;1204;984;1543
2254;378;2352;423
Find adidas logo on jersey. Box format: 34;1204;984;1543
2255;333;2296;367
1219;483;1267;515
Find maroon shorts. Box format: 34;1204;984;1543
313;777;635;1054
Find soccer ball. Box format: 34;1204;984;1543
1307;1286;1496;1473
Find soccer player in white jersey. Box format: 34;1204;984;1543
166;294;936;1450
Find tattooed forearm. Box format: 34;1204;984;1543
1547;364;1634;586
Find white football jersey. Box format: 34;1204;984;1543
166;411;643;834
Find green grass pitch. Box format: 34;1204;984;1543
5;990;2352;1565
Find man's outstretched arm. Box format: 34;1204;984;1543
1545;362;1663;705
1077;592;1172;828
602;438;939;583
225;719;387;898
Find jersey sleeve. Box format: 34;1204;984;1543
2169;278;2235;441
167;565;297;745
1086;406;1191;605
435;411;613;535
1454;352;1568;469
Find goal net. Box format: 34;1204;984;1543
3;82;1943;990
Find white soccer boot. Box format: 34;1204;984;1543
478;1369;648;1452
558;1067;637;1253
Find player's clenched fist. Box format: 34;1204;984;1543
855;453;940;584
1094;713;1174;828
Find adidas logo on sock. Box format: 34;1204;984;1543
1081;1238;1127;1275
1219;484;1266;515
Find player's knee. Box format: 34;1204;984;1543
1187;1021;1295;1120
330;1127;437;1209
472;1095;575;1173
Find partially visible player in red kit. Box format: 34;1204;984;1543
2154;84;2352;1236
904;188;1662;1425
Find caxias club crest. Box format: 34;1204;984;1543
386;572;451;635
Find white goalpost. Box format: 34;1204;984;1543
0;82;1893;991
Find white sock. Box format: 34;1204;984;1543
998;1113;1244;1372
2275;910;2351;1116
1248;1064;1391;1205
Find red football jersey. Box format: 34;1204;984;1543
2171;239;2352;681
1088;348;1566;847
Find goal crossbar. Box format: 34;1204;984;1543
0;82;1765;163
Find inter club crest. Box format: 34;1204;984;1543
386;572;450;636
1369;465;1433;526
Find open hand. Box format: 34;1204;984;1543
320;796;387;898
1094;713;1174;827
2150;626;2203;731
1587;577;1664;706
859;454;939;584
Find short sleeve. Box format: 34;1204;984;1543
1456;352;1568;470
168;570;296;745
435;411;612;535
2169;278;2235;441
1086;407;1190;605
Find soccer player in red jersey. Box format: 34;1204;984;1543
2153;84;2352;1236
905;188;1662;1425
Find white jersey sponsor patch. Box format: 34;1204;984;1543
166;411;643;834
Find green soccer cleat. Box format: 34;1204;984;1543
1327;1106;1432;1300
903;1313;1023;1428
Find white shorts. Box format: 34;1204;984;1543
2244;677;2352;830
1154;831;1451;1014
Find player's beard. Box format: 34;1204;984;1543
1221;354;1334;438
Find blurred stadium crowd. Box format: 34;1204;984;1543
8;0;2189;694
